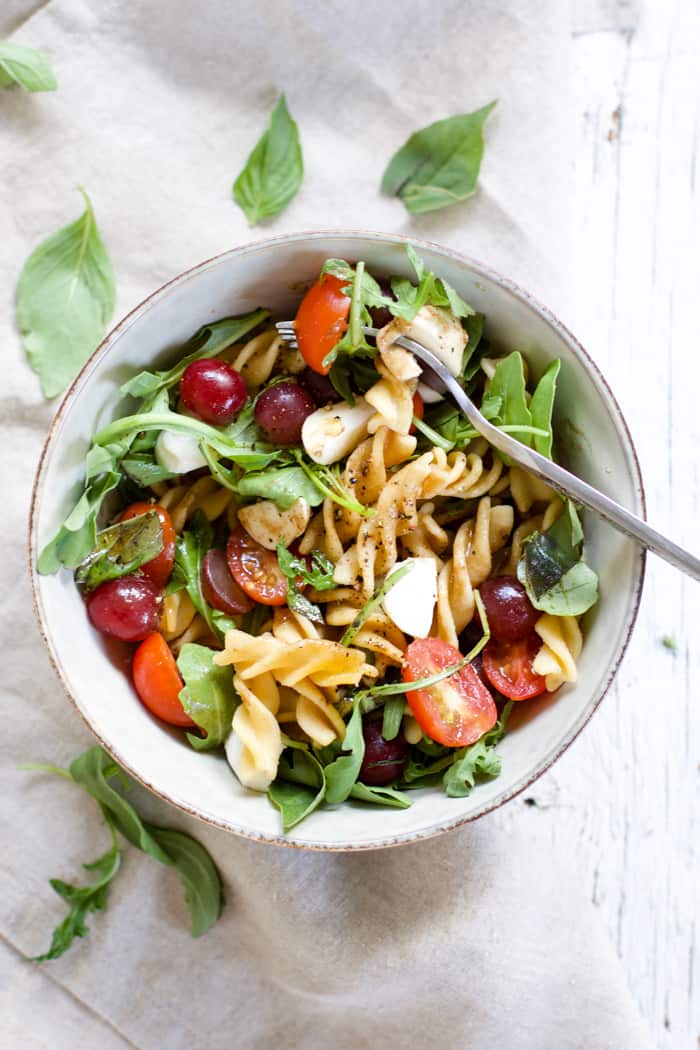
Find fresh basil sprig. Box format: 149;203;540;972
17;189;115;398
276;544;335;623
74;510;164;592
233;94;303;225
381;101;497;214
24;746;223;959
0;41;57;92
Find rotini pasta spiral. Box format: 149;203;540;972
532;613;583;691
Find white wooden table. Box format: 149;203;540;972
492;4;699;1047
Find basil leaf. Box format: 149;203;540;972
349;782;412;809
443;701;513;797
323;701;365;805
233;94;303;225
17;189;115;398
33;821;120;962
68;747;222;936
237;466;324;510
381;101;497;215
381;697;405;742
269;745;326;831
0;41;57;92
74;510;164;592
529;360;561;459
120;310;269;400
518;504;599;617
177;643;239;751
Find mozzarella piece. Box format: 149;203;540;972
237;497;311;551
377;305;468;379
301;398;374;465
155;429;207;474
382;557;438;638
225;730;275;792
417;381;443;404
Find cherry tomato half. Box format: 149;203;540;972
118;502;176;588
402;638;497;748
226;526;287;606
481;633;547;701
410;390;424;435
132;632;195;727
294;274;351;374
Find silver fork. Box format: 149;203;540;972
276;320;700;581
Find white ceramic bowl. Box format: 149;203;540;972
30;232;645;850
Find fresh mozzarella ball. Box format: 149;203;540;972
237;497;311;551
377;305;468;379
382;557;438;638
301;398;374;465
155;429;208;474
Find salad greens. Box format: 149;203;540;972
17;188;115;398
0;41;57;92
169;511;235;638
74;510;164;592
233;94;303;225
276;545;335;623
381;102;497;214
518;501;599;616
25;746;222;960
390;244;474;321
177;642;239;750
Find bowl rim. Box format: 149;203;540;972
28;229;647;851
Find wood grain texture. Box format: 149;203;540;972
493;2;699;1047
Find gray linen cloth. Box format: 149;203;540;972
0;2;654;1048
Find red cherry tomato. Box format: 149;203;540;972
481;633;547;700
226;526;287;606
410;390;424;435
118;502;176;588
402;638;497;747
132;632;195;727
294;274;351;374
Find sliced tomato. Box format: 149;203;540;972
294;274;351;374
402;638;497;748
481;633;547;701
118;502;176;588
409;390;424;435
132;632;195;727
226;526;287;606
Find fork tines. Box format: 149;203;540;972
275;320;299;349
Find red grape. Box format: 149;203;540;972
180;359;247;425
359;714;408;786
479;576;540;642
254;381;315;445
86;576;161;642
298;367;336;406
201;548;253;616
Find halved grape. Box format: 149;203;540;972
254;381;315;445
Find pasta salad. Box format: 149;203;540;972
40;247;599;831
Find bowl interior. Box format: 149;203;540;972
30;233;645;849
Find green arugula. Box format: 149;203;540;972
291;451;375;518
0;41;57;92
276;544;335;623
120;310;269;400
321;260;378;370
237;465;324;511
381;696;405;742
120;453;177;488
381;101;497;214
528;359;560;459
517;501;599;616
177;643;240;751
349;782;412;809
170;512;235;638
323;700;365;805
268;739;327;831
442;702;513;797
74;510;164;592
17;188;115;398
390;245;474;321
233;94;303;225
27;747;223;958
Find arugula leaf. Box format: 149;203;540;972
323;701;365;805
120;310;269;400
38;469;122;573
321;260;377;370
389;245;474;322
291;452;375;518
340;562;414;646
488;352;531;430
177;643;239;751
17;188;115;399
120;454;177;487
0;41;57;92
329;351;380;404
461;312;484;377
518;504;599;616
400;750;454;787
269;743;327;831
443;702;513;797
276;544;335;623
381;697;405;742
349;782;412;808
233;94;303;225
237;465;324;510
172;512;234;638
33;822;120;962
74;510;164;592
381;101;497;214
320;258;389;309
529;359;560;459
